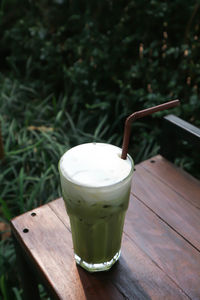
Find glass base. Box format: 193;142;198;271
75;250;121;272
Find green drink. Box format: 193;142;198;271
59;143;134;272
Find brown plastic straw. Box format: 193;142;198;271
121;99;180;159
0;124;4;160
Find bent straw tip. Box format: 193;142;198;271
170;99;180;106
121;99;181;160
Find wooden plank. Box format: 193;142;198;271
11;204;123;300
160;114;200;161
12;233;40;300
48;197;70;229
141;155;200;209
131;163;200;251
125;195;200;299
11;199;189;299
163;114;200;148
111;234;188;300
49;198;188;299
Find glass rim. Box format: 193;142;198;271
58;148;134;191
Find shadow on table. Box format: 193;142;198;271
76;256;151;300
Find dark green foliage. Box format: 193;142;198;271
0;1;200;298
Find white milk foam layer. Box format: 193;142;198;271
60;143;132;187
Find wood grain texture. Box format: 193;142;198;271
49;198;70;229
110;234;188;300
12;198;190;300
11;204;122;300
141;155;200;209
125;195;200;300
131;163;200;251
50;198;189;299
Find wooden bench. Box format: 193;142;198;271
11;114;200;300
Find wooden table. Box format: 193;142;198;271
11;155;200;300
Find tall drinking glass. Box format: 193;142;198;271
59;143;134;272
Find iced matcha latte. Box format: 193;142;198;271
59;143;134;272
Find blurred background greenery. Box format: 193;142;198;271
0;1;200;299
